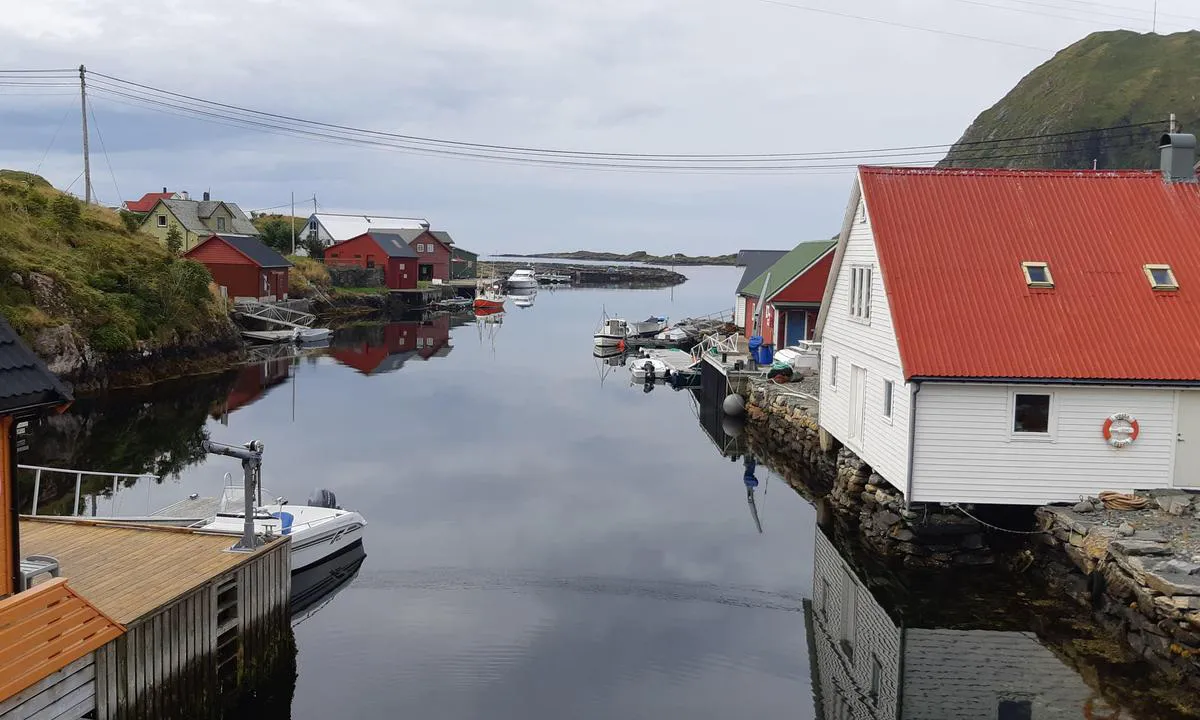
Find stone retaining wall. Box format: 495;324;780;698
745;384;992;568
1037;503;1200;688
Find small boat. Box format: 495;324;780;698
434;297;473;311
474;282;506;312
594;317;631;347
629;316;668;337
507;268;539;289
196;485;366;573
293;327;331;344
539;273;572;285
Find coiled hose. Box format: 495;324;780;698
1097;491;1148;511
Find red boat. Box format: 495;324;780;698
473;280;506;312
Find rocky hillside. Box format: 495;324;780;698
0;170;241;388
941;30;1200;170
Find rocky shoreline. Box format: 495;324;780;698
487;261;686;288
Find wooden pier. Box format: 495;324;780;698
1;518;291;720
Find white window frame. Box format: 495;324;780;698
882;379;894;423
1144;264;1179;290
848;265;872;323
1009;389;1057;441
829;355;838;391
1021;261;1054;289
856;200;867;224
156;214;167;227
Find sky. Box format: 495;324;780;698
0;0;1195;255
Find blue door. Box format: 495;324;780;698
784;310;807;346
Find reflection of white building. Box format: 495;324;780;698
808;526;1124;720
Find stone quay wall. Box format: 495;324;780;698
1037;503;1200;688
744;384;992;568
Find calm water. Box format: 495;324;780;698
20;266;1182;719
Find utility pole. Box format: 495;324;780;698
79;65;92;205
1153;0;1159;33
291;191;296;255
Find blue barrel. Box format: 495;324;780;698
748;335;763;351
757;344;774;365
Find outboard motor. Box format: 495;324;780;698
308;488;339;509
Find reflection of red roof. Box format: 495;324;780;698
124;191;176;213
211;359;291;417
859;166;1200;381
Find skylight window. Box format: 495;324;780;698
1021;262;1053;289
1144;264;1179;291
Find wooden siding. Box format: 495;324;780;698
186;238;253;267
2;416;13;597
19;519;285;625
0;653;97;720
770;251;834;304
735;296;747;329
810;527;902;719
901;629;1094;719
911;383;1177;505
92;538;289;720
0;579;123;704
819;191;911;490
409;231;451;281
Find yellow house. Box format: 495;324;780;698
139;193;260;252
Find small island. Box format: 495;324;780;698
500;250;736;266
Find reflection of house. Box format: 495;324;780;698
329;317;452;375
809;524;1114;719
325;231;419;290
138;192;260;251
184;234;292;301
211;359;293;421
741;240;835;348
815;139;1200;506
733;250;787;329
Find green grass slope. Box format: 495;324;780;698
940;30;1200;170
0;170;230;356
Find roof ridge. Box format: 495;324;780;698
860;165;1160;178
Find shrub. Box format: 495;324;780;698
119;210;143;233
165;225;183;255
51;195;81;229
90;324;134;354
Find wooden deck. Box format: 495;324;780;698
19;518;286;625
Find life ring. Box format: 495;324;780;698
1102;413;1139;448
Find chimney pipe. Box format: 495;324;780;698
162;186;167;194
203;191;210;201
1160;133;1197;182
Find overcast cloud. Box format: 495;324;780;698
0;0;1191;254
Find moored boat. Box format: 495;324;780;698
507;268;538;289
594;317;630;347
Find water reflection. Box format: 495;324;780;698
291;542;367;623
328;313;460;375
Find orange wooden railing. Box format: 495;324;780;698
0;577;124;701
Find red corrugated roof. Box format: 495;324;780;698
861;166;1200;381
124;191;174;213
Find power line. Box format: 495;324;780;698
948;0;1143;25
751;0;1054;51
35;107;71;174
89;104;123;209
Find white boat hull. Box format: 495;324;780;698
200;504;367;573
594;333;625;347
507;278;539;289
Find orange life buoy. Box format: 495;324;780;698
1102;413;1139;448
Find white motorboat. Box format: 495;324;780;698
594;317;631;347
169;485;366;573
507;268;539;289
629;316;668;337
509;292;536;308
294;327;332;344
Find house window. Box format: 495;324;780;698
157;215;167;227
839;572;857;659
856;201;866;224
829;356;838;390
216;216;226;231
883;380;894;419
1144;264;1179;290
1022;262;1054;288
1013;393;1051;434
416;243;424;253
849;266;872;321
354;254;361;259
366;255;376;269
998;700;1033;720
869;655;882;705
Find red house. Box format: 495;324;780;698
184;234;292;301
740;240;836;348
389;228;452;282
324;231;419;290
123;188;178;213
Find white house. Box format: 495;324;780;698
814;134;1200;506
302;212;429;249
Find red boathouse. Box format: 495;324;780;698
325;231;420;290
185;234;292;301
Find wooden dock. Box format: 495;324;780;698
3;518;292;720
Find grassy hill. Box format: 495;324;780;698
940;30;1200;170
0;170;236;380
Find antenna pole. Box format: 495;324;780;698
291;191;296;255
79;65;92;205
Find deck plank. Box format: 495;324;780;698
19;518;285;625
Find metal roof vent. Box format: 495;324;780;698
1160;133;1197;182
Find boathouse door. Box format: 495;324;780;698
848;365;866;445
1176;391;1200;487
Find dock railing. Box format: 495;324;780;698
18;464;158;516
